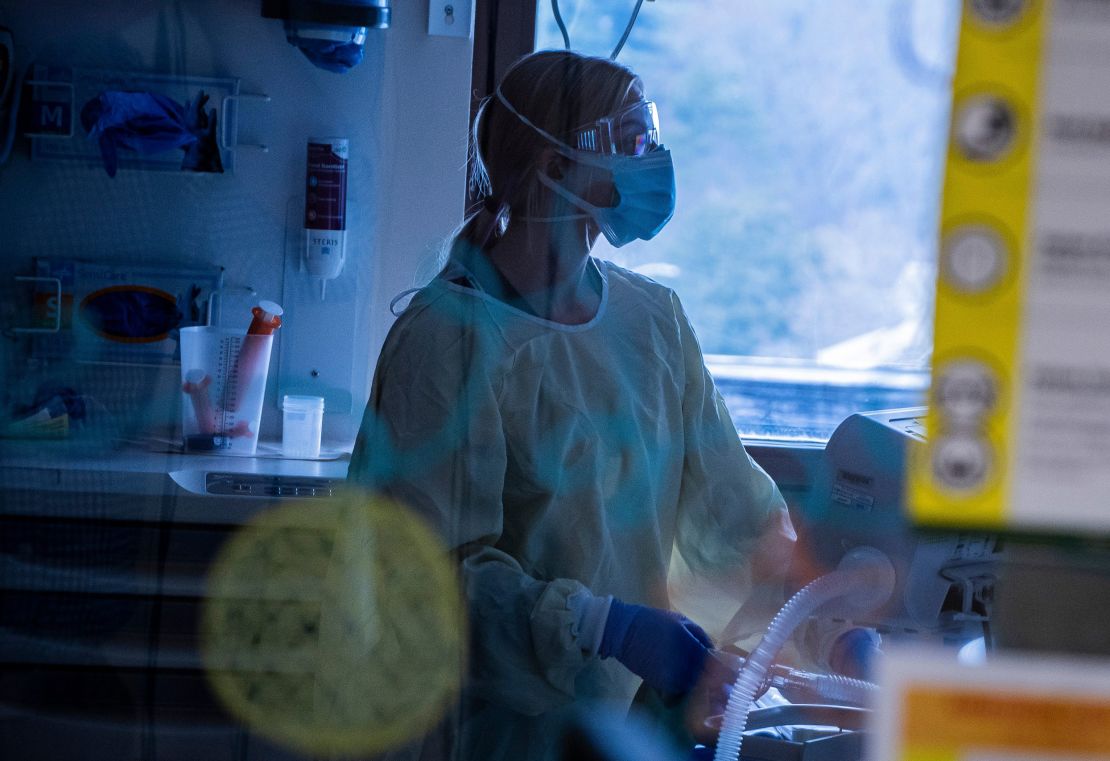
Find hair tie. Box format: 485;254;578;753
482;195;503;214
477;196;510;241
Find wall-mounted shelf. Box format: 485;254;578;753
24;64;269;174
15;259;225;366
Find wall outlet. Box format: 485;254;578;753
428;0;473;39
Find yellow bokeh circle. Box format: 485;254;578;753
201;490;465;757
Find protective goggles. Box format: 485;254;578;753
570;100;660;156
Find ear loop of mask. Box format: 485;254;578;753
495;87;595;223
517;165;592;222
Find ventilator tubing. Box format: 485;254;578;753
786;671;878;706
713;547;895;761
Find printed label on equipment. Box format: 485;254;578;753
910;0;1110;533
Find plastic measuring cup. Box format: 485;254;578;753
282;395;324;459
179;326;273;455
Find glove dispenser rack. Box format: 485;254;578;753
22;64;269;174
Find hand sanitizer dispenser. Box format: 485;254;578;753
304;137;348;299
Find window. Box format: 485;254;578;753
536;0;960;441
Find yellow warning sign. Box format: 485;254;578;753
912;0;1110;534
904;688;1110;755
873;649;1110;761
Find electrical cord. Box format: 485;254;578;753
547;0;647;60
0;29;21;167
551;0;571;50
610;0;646;59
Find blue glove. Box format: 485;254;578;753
598;599;713;697
828;627;882;680
79;90;222;177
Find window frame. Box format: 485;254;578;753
467;0;538;211
470;2;934;448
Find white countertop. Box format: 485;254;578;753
0;438;352;520
0;438;348;474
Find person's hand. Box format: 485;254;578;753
684;649;742;744
599;599;713;697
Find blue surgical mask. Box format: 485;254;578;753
537;147;675;248
283;23;368;73
495;88;677;248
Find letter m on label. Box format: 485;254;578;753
33;103;71;135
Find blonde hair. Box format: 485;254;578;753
450;50;641;261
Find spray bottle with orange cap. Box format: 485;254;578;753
227;300;283;414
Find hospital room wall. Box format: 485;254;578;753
0;0;473;445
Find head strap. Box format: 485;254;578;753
494;87;570;150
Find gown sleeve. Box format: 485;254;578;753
348;294;596;716
669;292;794;576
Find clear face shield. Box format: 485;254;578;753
569;100;661;156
